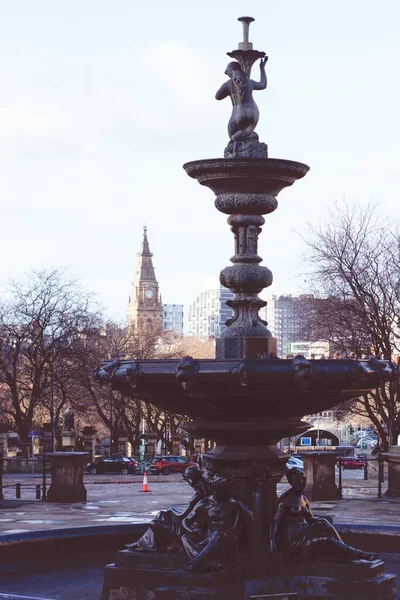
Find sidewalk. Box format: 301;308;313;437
0;473;399;535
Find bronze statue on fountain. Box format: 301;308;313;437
96;16;396;600
126;465;211;554
270;467;377;562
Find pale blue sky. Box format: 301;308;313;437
1;1;399;319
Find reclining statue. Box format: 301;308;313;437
269;467;377;562
181;476;254;572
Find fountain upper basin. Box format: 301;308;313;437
94;356;393;422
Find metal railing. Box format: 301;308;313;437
0;455;50;501
337;454;385;498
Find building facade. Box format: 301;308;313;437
163;304;184;336
127;227;163;330
290;340;332;359
187;284;234;338
260;294;313;357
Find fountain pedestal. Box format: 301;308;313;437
46;451;88;503
383;446;400;497
302;451;341;501
102;550;395;600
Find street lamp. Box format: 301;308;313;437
50;344;56;452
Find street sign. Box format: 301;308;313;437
300;437;312;446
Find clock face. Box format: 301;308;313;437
145;289;154;299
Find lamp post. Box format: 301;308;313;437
50;344;55;452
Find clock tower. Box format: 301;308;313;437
127;227;163;330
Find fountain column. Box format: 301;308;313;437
183;16;310;574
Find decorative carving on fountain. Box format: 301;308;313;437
93;356;121;384
230;361;250;387
174;356;200;392
121;362;143;389
292;355;313;390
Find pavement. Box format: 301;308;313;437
0;467;398;534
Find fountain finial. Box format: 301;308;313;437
238;16;255;50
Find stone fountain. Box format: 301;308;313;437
95;17;396;600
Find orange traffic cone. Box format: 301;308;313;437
141;471;149;493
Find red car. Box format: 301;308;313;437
149;455;197;475
341;456;365;469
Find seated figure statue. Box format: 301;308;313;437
181;477;254;572
215;57;269;158
126;466;211;553
269;467;377;561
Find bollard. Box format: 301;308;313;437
364;459;368;481
36;484;41;500
338;457;343;499
16;483;21;499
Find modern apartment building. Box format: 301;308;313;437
163;304;184;336
186;283;234;338
260;294;313;357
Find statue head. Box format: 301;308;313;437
286;467;306;491
225;61;245;82
182;465;210;495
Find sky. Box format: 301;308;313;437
1;0;399;320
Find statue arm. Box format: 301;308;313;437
269;501;285;552
181;501;205;534
252;57;268;91
235;499;254;523
215;81;231;101
304;498;315;522
178;492;202;521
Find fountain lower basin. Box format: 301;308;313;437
0;524;398;599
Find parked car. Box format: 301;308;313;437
149;455;197;475
340;456;365;469
86;456;139;475
285;454;304;471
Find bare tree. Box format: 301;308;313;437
0;268;99;446
77;322;189;454
301;201;400;446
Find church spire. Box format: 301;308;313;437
140;226;152;257
135;226;157;283
127;227;163;329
